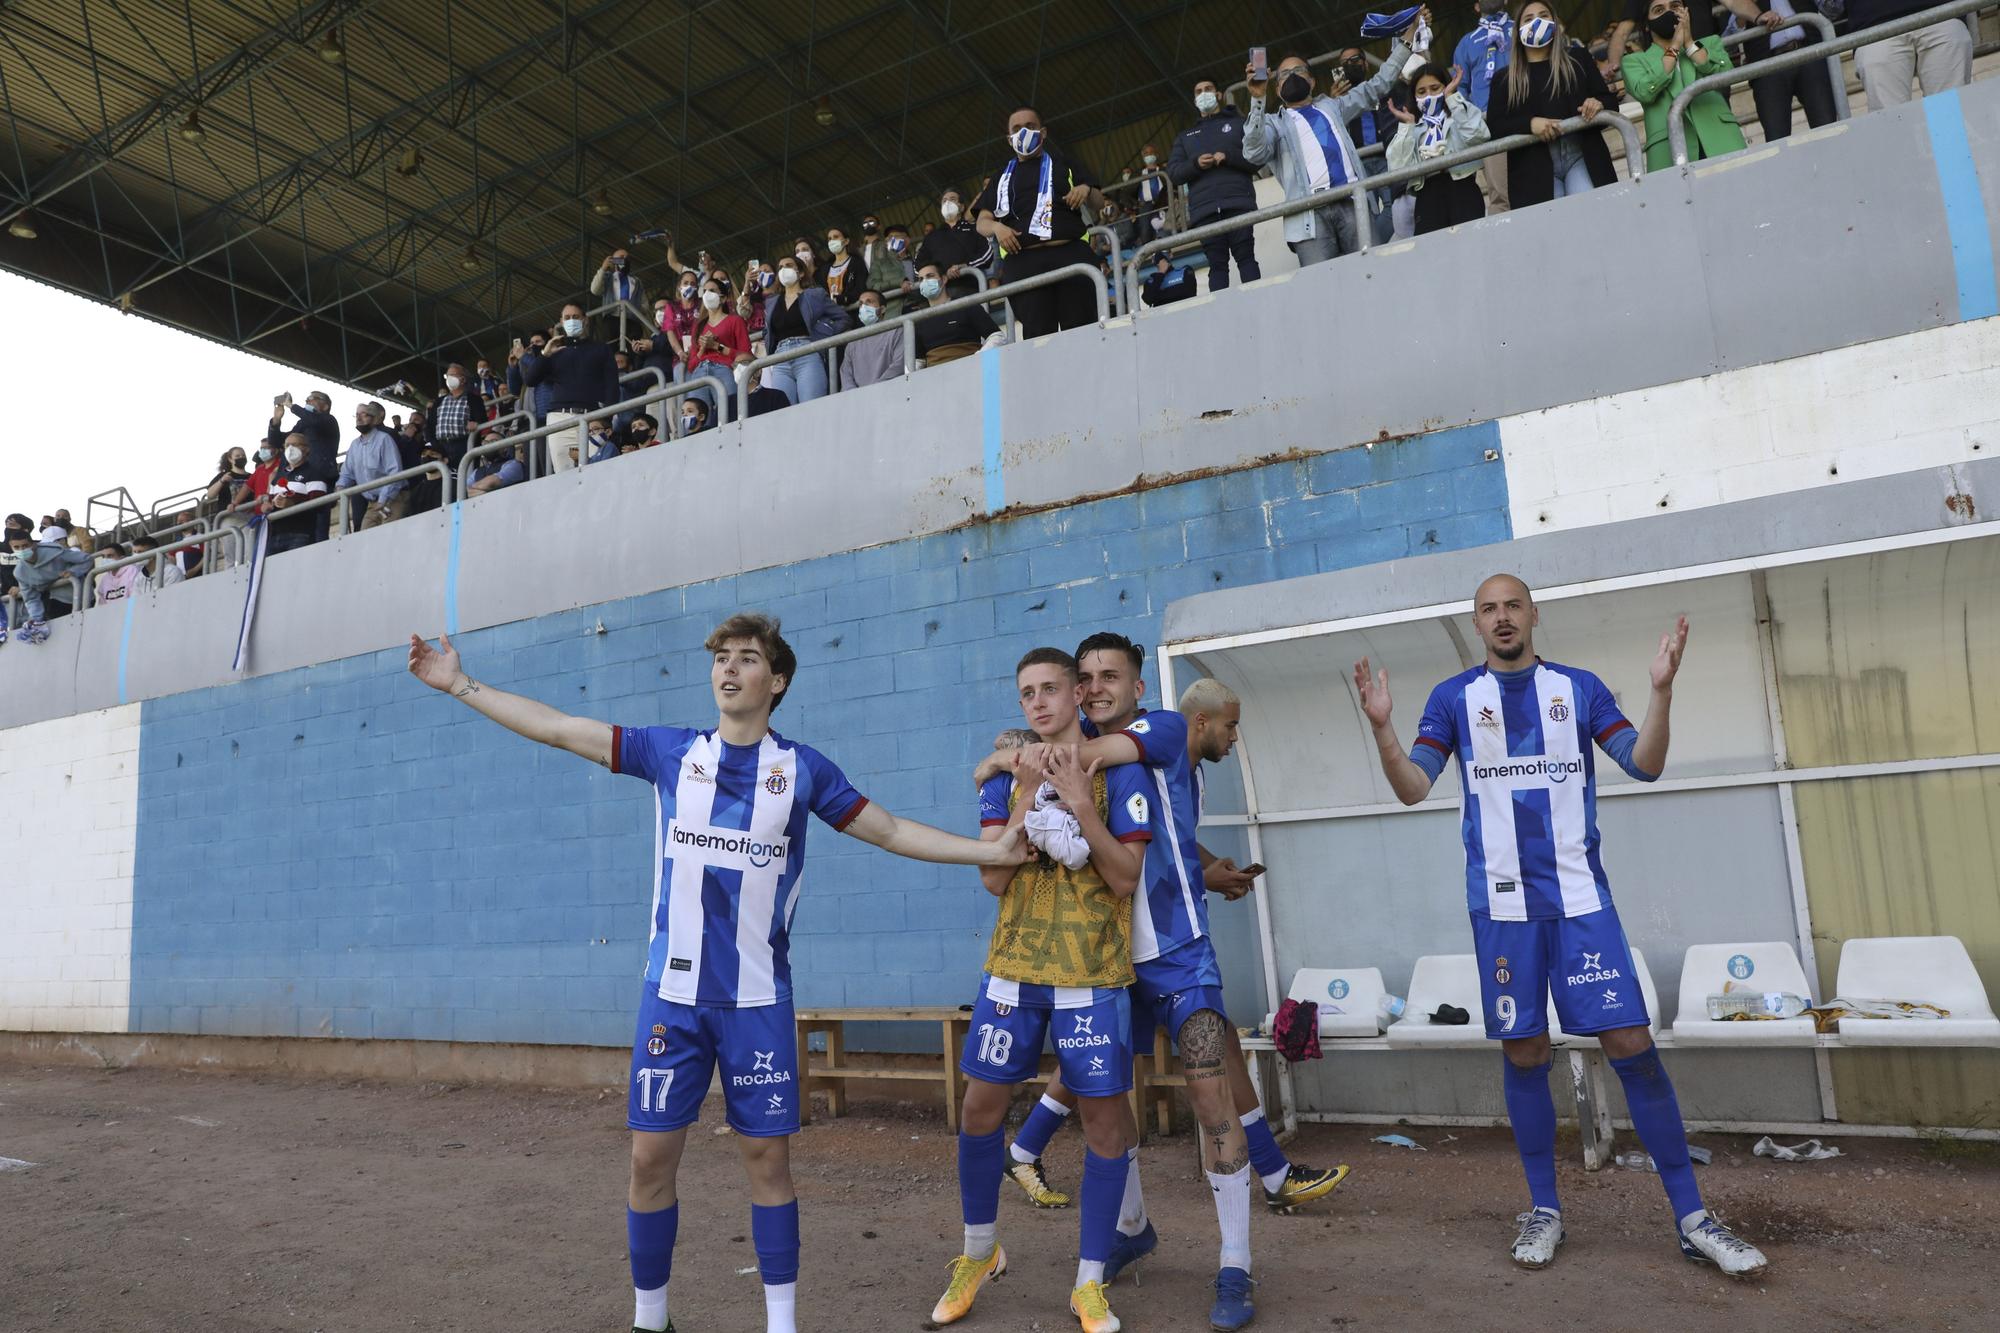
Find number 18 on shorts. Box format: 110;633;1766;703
960;984;1133;1097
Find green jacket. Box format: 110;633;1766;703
1622;36;1746;171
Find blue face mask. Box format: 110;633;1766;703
918;276;942;299
1008;125;1044;156
888;237;906;253
858;304;881;325
1521;16;1556;47
1417;93;1444;116
562;317;584;336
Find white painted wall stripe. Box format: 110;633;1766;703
0;703;140;1032
1500;317;1997;536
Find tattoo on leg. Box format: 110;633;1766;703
1179;1009;1227;1069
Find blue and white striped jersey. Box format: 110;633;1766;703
1113;709;1209;963
1411;660;1646;921
613;725;867;1007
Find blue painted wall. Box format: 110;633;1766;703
129;422;1509;1045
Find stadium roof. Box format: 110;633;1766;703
0;0;1365;391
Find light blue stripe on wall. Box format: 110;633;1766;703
128;423;1509;1046
1925;88;2000;322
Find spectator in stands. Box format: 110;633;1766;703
1389;64;1490;234
335;401;410;531
913;262;1003;366
735;260;771;356
590;246;647;315
1487;4;1618;208
1243;19;1419;265
520;301;621;473
1455;0;1515;212
684;277;751;424
840;290;905;390
395;416;427;471
203;448;250;521
1625;1;1747;170
857;215;913;305
506;332;546;429
823;226;862;306
1848;0;1970;110
1141;255;1199;307
1610;0;1759;68
468;445;528;495
1335;50;1401;244
0;513;29;618
977;107;1106;336
626;413;658;448
254;438;329;554
474;356;505;420
680;395;714;436
269;390;340;478
1168;76;1262;292
1130;145;1172;239
93;544;137;603
430;362;484;468
761;253;851;408
1735;4;1838;143
743;367;793;417
7;525;90;641
915;190;997;300
130;535;183;588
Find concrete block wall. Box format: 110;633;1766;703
122;423;1510;1046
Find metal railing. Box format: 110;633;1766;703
1084;224;1130;315
70;525;247;615
1672;0;1983;164
588;295;652;350
732;261;1109;422
1713;13;1848;123
455;378;713;499
1126;111;1645;311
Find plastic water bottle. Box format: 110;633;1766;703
1706;990;1809;1020
1377;994;1406;1027
1615;1152;1658;1172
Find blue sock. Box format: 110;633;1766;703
1013;1094;1072;1161
1241;1107;1288;1185
628;1202;678;1291
751;1199;801;1286
1078;1148;1130;1263
1502;1059;1561;1212
1609;1047;1704;1223
959;1128;1006;1226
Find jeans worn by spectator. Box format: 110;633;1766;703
762;339;828;405
11;545;90;623
684;364;737;427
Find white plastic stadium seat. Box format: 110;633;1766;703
1832;936;2000;1048
1671;942;1819;1047
1551;948;1661;1046
1385;954;1489;1049
1269;967;1386;1038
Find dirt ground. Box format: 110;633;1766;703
1;1063;1995;1333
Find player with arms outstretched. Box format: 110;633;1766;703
409;613;1028;1333
1354;574;1768;1278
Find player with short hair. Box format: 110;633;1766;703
989;632;1346;1331
1353;574;1768;1278
408;613;1028;1333
934;646;1154;1333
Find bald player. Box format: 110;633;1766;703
1354;574;1769;1279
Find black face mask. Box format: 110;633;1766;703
1342;60;1368;86
1279;71;1312;104
862;222;879;234
1649;12;1680;40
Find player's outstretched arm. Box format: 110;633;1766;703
1355;657;1435;806
843;801;1031;867
408;632;613;767
1630;615;1687;778
978;801;1031;897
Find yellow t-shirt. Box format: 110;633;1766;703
983;773;1135;990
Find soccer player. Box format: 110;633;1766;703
934;647;1154;1333
1353;574;1769;1278
990;634;1346;1330
407;614;1029;1333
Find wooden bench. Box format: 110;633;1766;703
796;1006;1192;1138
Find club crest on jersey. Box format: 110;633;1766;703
1476;706;1501;732
764;767;789;795
1567;951;1623;986
994;1002;1013;1017
1126;792;1149;825
1494;956;1511;984
1547;696;1570;723
1128;718;1152;734
647;1033;668;1057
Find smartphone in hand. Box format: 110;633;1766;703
1241;863;1267;878
1250;46;1268;82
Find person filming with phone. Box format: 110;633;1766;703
517;300;621;473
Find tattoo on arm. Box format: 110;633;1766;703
453;678;481;699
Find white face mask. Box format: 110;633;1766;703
444;375;462;390
701;290;723;310
794;249;812;264
561;317;584;336
778;266;799;287
858;303;881;325
1195;90;1219;113
941;200;961;220
1143;154;1157;165
284;445;304;466
826;237;845;254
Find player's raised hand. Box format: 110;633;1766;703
408;632;462;692
1354;657;1394;729
1650;615;1689;691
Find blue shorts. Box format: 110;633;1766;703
1132;939;1229;1046
627;983;800;1137
1470;905;1650;1041
960;980;1134;1097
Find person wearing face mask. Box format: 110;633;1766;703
682;278;751;426
855;215;913;305
1486;3;1619;209
589;246;648;326
1167;77;1262;292
839;289;907;391
911;262;1004;367
473;357;507;422
203;447;251;519
1331;49;1402;245
914;191;997;301
1242;15;1420;266
430;361;486;469
1452;0;1515;213
332;402;407;535
678;395;714;436
1623;0;1745;171
642;277;700;384
823;228;859;306
520;301;622;473
1128;144;1171;239
93;543;140;606
975;106;1106;337
507;331;554;439
1610;0;1760;71
7;525;93;641
760;252;852;410
1387;63;1490;235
